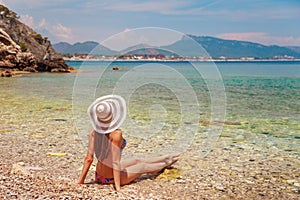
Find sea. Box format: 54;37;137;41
1;60;299;155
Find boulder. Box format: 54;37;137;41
0;69;12;77
0;28;37;70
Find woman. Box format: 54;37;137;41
77;95;180;191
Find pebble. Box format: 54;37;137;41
294;182;300;187
286;179;296;185
261;132;270;135
10;163;31;176
291;188;300;194
232;135;245;142
1;91;300;200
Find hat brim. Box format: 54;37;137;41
87;95;126;134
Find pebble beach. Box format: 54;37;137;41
1;61;300;199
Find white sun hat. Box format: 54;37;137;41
87;95;126;134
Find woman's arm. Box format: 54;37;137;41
111;130;123;191
78;130;95;184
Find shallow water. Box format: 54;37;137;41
0;61;299;156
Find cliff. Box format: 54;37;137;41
0;5;73;77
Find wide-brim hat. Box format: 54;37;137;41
87;95;126;134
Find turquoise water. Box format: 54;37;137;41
1;61;299;153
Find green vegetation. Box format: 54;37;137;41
18;42;27;52
33;33;44;44
34;34;43;40
33;33;49;44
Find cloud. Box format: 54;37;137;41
216;32;300;46
102;0;186;14
123;28;131;33
0;0;6;6
51;23;72;40
99;0;299;19
19;14;34;28
19;14;73;42
2;0;74;8
99;0;225;15
102;27;182;51
3;0;224;16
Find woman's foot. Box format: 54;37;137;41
165;153;180;168
148;153;180;174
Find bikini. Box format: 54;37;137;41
95;138;126;184
120;138;126;151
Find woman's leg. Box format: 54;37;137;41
120;153;180;185
120;162;167;185
121;153;180;169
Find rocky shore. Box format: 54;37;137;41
0;93;299;199
0;5;73;77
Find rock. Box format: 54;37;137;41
0;28;37;71
215;185;225;191
220;132;232;137
0;5;74;75
23;66;37;72
112;66;120;70
1;68;31;77
260;132;270;135
50;67;70;73
294;182;300;187
232;135;245;142
286;179;296;185
0;69;12;77
16;52;37;69
11;162;31;176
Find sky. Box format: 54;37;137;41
1;0;300;46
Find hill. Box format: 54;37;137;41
0;4;72;76
53;41;117;55
53;36;300;59
188;35;300;58
286;46;300;54
120;43;176;56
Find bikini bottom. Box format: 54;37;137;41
95;171;114;184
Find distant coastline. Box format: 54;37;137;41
63;56;300;63
54;35;300;60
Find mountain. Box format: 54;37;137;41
0;4;72;76
53;35;300;59
52;42;73;54
120;43;176;56
161;35;208;57
161;35;300;58
53;41;117;55
286;46;300;54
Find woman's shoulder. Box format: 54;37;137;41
109;129;123;141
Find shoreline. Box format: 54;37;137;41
0;63;299;199
64;57;300;63
1;91;299;199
